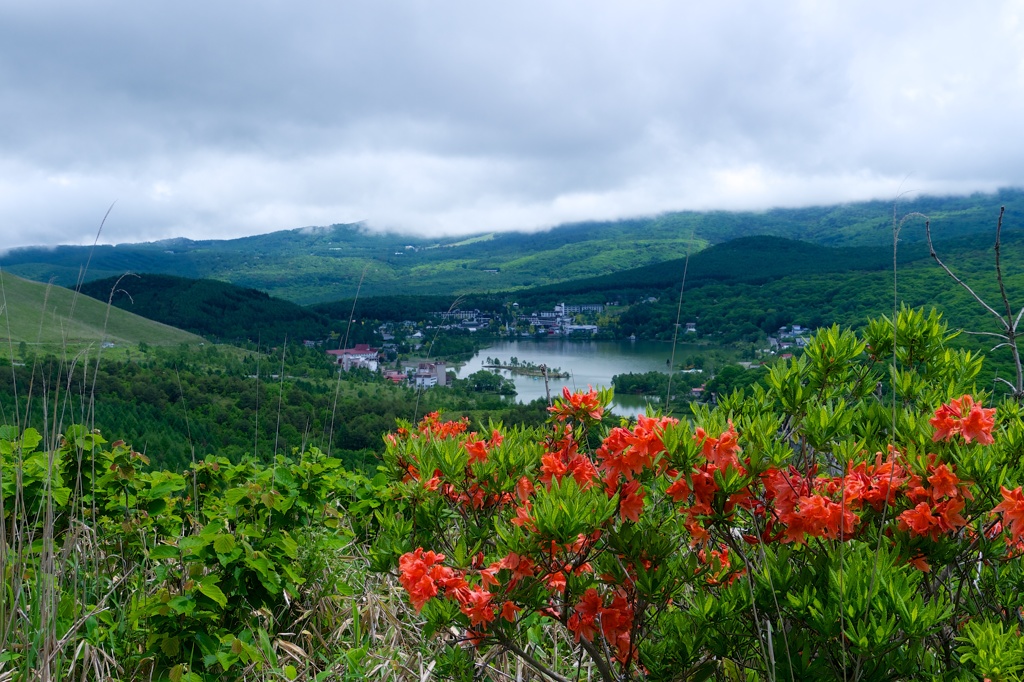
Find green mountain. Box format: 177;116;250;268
599;229;1024;373
1;189;1020;304
0;271;205;353
518;235;931;301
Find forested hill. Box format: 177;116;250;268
3;189;1021;303
76;274;333;344
518;235;934;301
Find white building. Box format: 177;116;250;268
412;362;448;388
326;344;380;372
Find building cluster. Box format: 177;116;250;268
326;344;448;388
428;302;607;337
766;324;812;352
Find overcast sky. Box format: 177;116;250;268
1;2;1023;249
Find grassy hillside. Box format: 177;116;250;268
2;189;1020;304
0;271;204;354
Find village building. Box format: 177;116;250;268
326;344;380;371
412;362;448;388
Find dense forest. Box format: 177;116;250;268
77;274;335;344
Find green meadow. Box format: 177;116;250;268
0;271;204;356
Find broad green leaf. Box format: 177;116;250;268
213;534;236;554
20;428;42;453
149;545;179;560
198;575;227;608
161;636;180;657
51;487;71;507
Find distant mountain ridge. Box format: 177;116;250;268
3;188;1021;304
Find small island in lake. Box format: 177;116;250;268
483;356;570;378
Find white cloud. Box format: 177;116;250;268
1;1;1023;249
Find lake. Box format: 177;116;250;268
456;338;727;417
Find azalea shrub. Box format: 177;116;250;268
380;307;1024;681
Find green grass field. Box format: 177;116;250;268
0;270;205;355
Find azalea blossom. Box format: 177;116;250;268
994;486;1024;543
929;395;996;445
548;386;604;422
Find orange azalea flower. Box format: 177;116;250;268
602;415;678;478
544;570;567;592
457;587;496;627
498;552;536;588
500;600;522;623
960;397;996;444
417;411;470;438
685;518;711;546
539;451;569;485
994;486;1024;542
511;500;535;531
935;497;967;533
567;588;603;642
398;548;449;612
479;565;500;588
465;437;488;464
899;502;942;541
929;395;996;445
908;552;932;572
666;476;691;503
927;463;961;501
515;476;534;502
619;479;645;522
776;493;857;544
600;591;635;661
695;422;743;472
548;386;604;422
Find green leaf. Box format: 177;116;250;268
258;628;278;667
224;487;250;505
179;536;211;552
149;545;179;561
198;575;227;608
160;636;181;657
51;487;71;507
284;665;298;680
215;651;236;672
20;428;42;453
345;646;367;668
213;534;236;554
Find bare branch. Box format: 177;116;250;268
996;376;1017;390
994;207;1013;323
925;220;1007;324
1013;304;1024;331
958;330;1010;340
494;635;575;682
